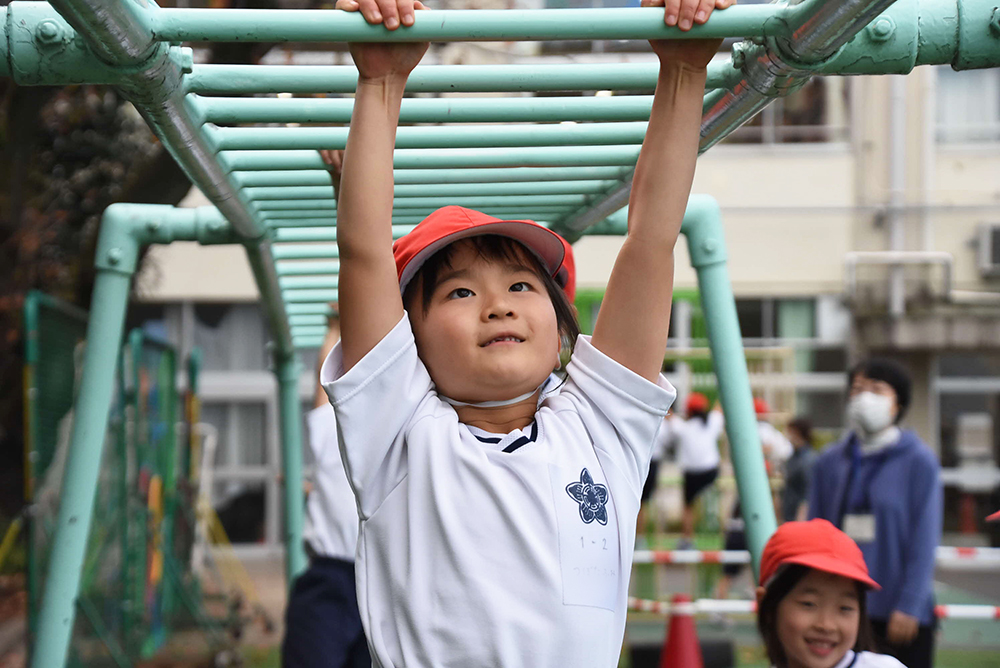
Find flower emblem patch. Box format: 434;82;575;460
565;468;609;526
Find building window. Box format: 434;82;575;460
936;66;1000;143
194;304;269;371
202;400;272;544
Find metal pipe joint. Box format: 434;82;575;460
94;203;236;275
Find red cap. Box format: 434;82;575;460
686;392;709;415
759;519;880;591
987;510;1000;522
392;206;568;296
754;397;770;416
555;234;576;302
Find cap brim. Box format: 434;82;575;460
398;220;565;293
781;554;881;591
987;510;1000;522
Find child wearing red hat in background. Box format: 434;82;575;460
663;392;724;548
319;0;735;665
756;519;905;668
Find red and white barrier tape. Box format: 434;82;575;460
633;546;1000;568
628;597;755;615
933;604;1000;620
627;598;1000;620
633;550;750;565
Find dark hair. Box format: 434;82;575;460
848;358;912;423
787;417;813;445
757;564;875;668
402;235;581;356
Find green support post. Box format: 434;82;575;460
31;264;133;668
31;204;235;668
275;353;308;585
682;196;776;576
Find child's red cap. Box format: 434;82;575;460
392;206;569;297
988;510;1000;522
686;392;709;414
759;519;880;591
754;397;770;416
555;234;576;303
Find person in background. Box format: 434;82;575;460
755;519;905;668
809;359;942;668
755;397;793;474
669;392;724;549
782;417;817;523
282;151;371;668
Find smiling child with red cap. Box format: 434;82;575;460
755;519;906;668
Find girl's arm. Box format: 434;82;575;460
333;0;428;371
590;0;733;382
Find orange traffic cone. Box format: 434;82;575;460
658;594;704;668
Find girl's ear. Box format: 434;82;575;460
755;586;767;606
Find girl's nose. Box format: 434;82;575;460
814;608;837;631
484;291;515;320
487;306;515;320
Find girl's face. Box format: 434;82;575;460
775;569;861;668
410;240;560;403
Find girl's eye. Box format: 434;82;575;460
510;281;530;292
448;287;474;299
798;600;817;609
840;605;858;614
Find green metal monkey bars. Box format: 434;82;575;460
5;0;1000;664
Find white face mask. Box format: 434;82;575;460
847;391;896;435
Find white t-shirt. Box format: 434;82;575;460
302;405;360;561
321;315;676;668
650;418;671;463
758;420;793;463
827;650;907;668
668;411;724;473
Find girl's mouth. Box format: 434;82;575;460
804;638;837;658
483;335;524;346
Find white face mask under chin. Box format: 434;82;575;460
847;391;895;435
439;375;558;409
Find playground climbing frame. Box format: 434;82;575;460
4;0;1000;665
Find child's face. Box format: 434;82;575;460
410;240;560;403
775;569;861;668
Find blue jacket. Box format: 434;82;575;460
808;429;942;626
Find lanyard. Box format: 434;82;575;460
836;438;891;526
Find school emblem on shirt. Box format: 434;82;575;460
565;468;609;526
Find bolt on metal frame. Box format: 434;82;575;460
3;0;999;664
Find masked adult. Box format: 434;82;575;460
808;359;942;668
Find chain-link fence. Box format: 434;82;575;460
24;291;224;666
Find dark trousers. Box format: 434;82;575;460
282;557;371;668
870;618;936;668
